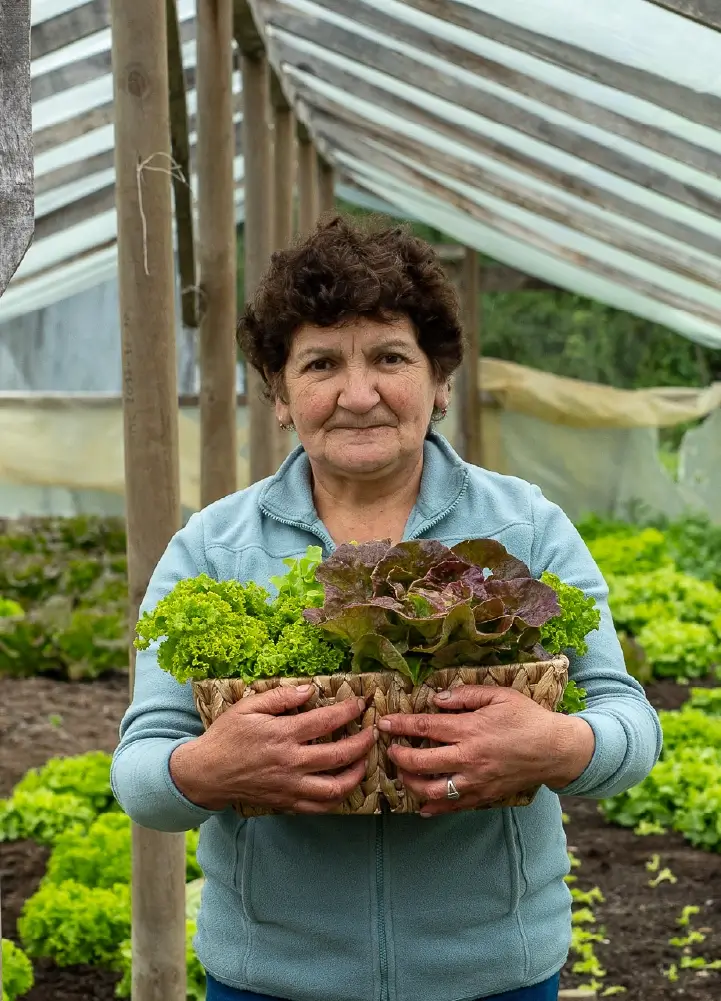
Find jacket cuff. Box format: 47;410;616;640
111;737;224;831
551;710;626;799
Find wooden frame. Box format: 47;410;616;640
267;7;721;222
197;0;238;505
309;0;721;180
645;0;721;30
32;0;110;59
297;93;721;291
401;0;721;130
312;114;721;328
271;35;721;261
109;0;187;998
237;4;277;482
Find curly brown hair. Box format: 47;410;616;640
237;215;463;399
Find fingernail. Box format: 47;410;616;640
420;811;432;818
373;726;379;741
378;719;391;731
436;690;452;701
297;684;312;694
357;698;366;712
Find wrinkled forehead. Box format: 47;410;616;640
288;315;419;361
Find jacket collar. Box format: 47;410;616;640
258;431;468;544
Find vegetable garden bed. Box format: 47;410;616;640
3;514;721;1000
2;673;721;1001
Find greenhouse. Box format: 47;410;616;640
1;2;721;1001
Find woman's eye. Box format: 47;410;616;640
307;359;333;372
381;354;404;365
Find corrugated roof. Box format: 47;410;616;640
4;0;721;350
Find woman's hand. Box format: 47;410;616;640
380;686;595;817
170;685;377;814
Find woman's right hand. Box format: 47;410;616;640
169;684;377;814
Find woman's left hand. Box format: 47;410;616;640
379;686;595;816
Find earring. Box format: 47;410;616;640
430;407;448;425
278;421;295;432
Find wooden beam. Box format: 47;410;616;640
32;15;197;104
233;0;265;57
34;99;242;196
272;38;721;260
317;154;335;215
297;122;318;234
401;0;721;131
109;1;186;1000
314;116;721;329
197;0;238;505
242;51;276;482
268;8;721;222
309;0;721;180
32;0;110;60
307;99;721;292
33;120;243;245
34;63;197;157
166;0;197;330
645;0;721;30
0;390;251;407
458;248;482;466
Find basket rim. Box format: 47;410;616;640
191;654;570;687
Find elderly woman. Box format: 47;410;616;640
111;217;661;1001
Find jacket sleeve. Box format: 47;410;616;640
110;512;225;831
528;484;662;799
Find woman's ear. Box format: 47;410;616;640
434;381;450;412
275;396;292;427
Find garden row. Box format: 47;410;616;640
3;681;721;999
0;751;205;1000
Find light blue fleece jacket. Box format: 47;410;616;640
111;432;662;1001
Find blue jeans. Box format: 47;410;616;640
205;971;560;1001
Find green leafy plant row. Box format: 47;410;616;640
601;688;721;851
0;752;115;844
574;521;721;684
577;513;721;590
0;749;207;1000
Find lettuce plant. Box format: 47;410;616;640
137;542;597;691
304;539;562;681
18;880;131;968
43;813;201;889
1;938;34;1001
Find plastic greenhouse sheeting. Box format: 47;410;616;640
0;360;718;522
4;0;721;349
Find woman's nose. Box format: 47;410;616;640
336;369;381;412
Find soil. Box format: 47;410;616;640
1;675;720;1001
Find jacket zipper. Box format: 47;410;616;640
376;815;389;1001
263;469;468;1001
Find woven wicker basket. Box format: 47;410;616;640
192;655;569;817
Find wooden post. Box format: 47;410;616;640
197;0;238;505
272;76;295;254
297;122;318;234
242;50;276;482
109;2;187;999
271;73;295;468
317;153;335;215
459;247;482;467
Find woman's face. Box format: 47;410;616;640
276;315;449;479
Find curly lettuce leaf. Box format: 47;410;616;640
540;573;600;657
305;538;563;679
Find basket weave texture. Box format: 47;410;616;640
192;656;569;817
